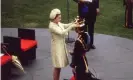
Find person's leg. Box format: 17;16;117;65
53;68;61;80
125;2;133;28
128;2;133;28
88;22;95;49
76;67;87;80
125;6;128;28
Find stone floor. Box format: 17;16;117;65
1;28;133;80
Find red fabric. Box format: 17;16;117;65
0;55;12;66
70;75;76;80
21;39;37;52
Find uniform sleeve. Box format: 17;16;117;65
70;41;83;68
70;40;87;68
70;56;76;68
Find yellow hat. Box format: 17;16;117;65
49;8;61;19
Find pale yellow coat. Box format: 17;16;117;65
49;21;76;68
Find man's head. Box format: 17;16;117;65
75;27;84;33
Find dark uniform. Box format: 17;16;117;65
70;32;100;80
124;0;133;28
78;0;99;48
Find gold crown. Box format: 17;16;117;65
74;16;85;25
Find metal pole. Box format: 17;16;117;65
65;0;75;43
67;0;70;41
67;0;70;23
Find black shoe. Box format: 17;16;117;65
86;47;90;52
86;49;90;52
87;72;101;80
90;45;96;49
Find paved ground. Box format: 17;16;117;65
1;28;133;80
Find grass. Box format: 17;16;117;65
1;0;133;40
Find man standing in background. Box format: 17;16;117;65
76;0;100;49
86;0;99;49
123;0;133;28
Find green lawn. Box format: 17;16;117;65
1;0;133;39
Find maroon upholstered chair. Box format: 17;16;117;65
3;28;37;65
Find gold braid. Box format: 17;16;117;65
77;34;88;51
77;34;89;73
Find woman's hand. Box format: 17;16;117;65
73;16;79;23
71;21;80;28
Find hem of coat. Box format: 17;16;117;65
53;64;68;68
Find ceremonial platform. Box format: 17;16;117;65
1;28;133;80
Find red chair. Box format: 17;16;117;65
1;43;12;80
1;55;12;80
3;28;37;65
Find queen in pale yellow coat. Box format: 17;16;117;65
49;8;80;80
49;9;78;68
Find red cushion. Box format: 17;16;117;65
21;39;37;52
0;55;12;66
